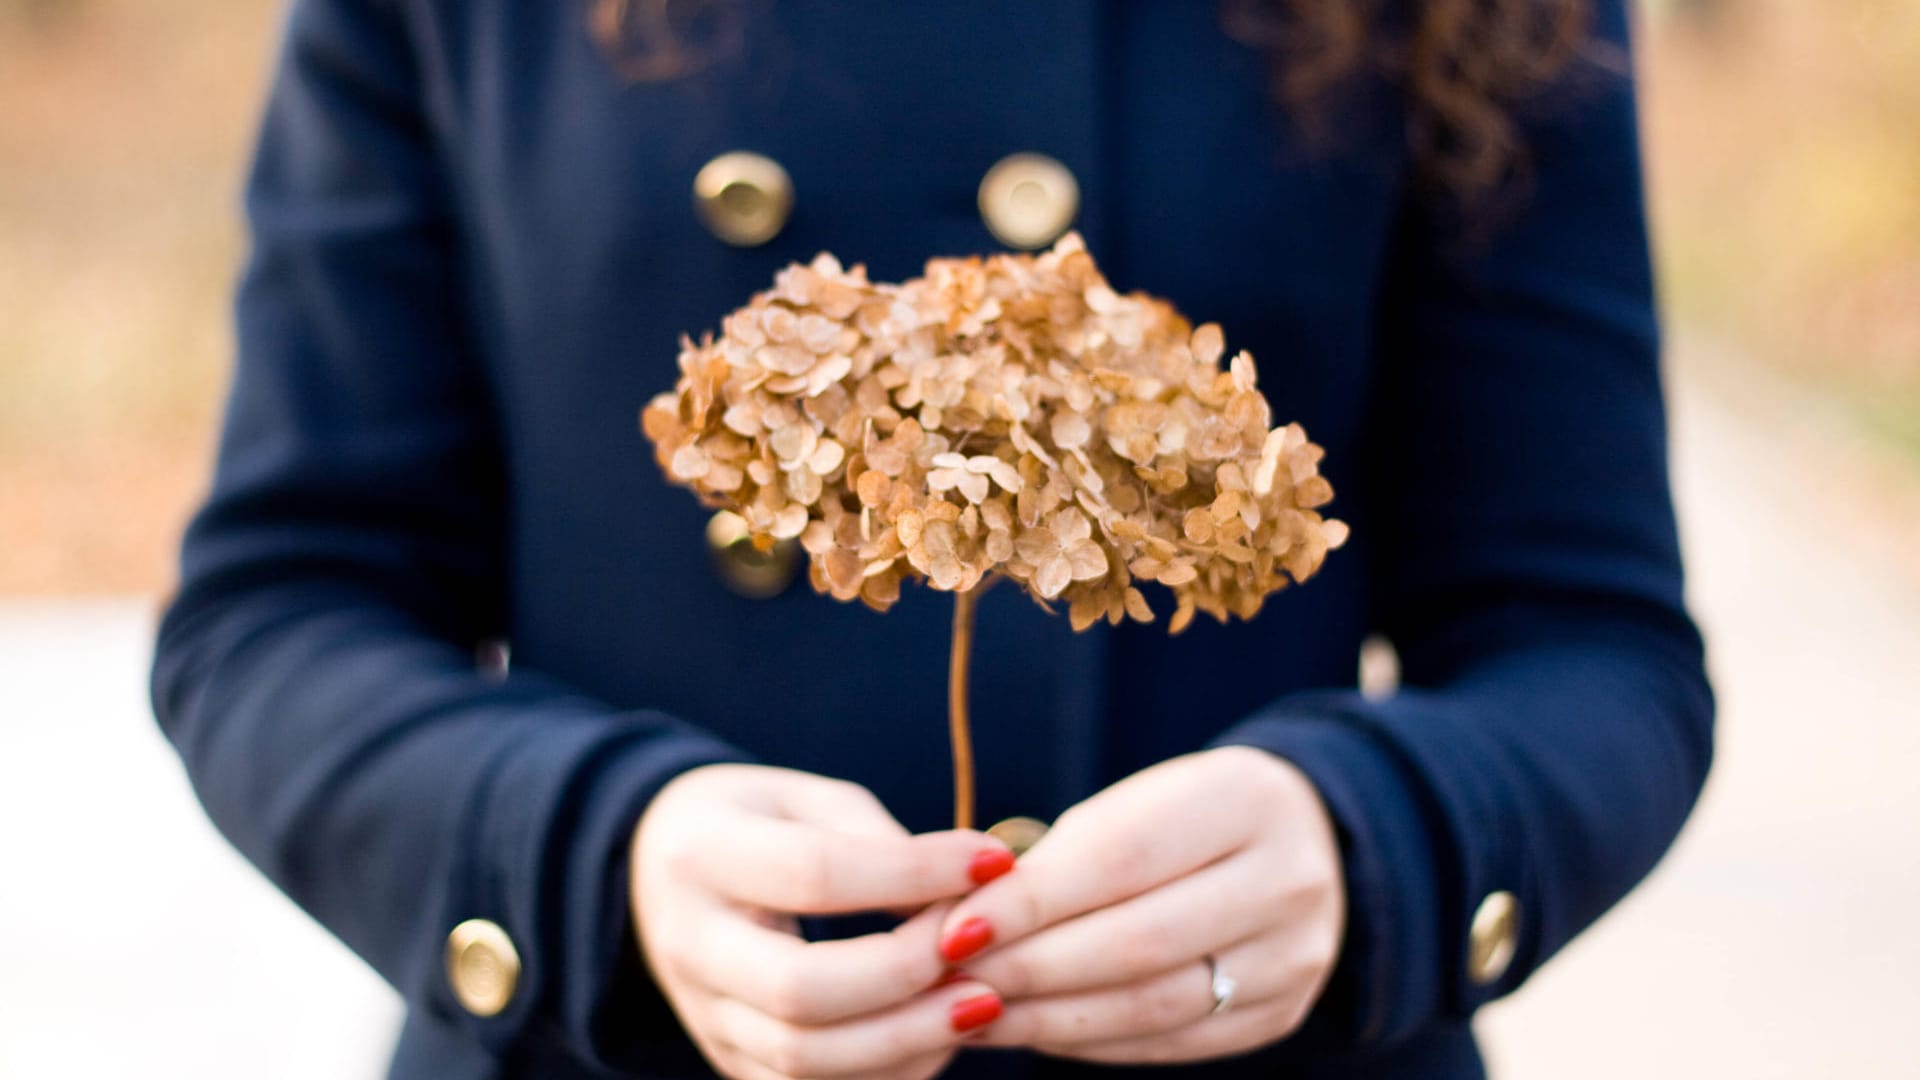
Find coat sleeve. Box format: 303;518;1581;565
1211;0;1714;1048
149;0;745;1066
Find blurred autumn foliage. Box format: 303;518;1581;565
0;0;274;592
0;0;1915;593
1641;0;1920;455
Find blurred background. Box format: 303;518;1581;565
1;0;1915;1076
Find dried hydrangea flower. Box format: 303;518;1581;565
642;234;1348;826
643;233;1346;630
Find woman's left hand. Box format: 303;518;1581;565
934;746;1345;1065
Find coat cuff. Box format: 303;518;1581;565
437;702;751;1067
1210;699;1447;1047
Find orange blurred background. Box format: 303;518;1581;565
3;4;1918;1079
2;0;1916;594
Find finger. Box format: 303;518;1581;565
1034;994;1303;1066
686;810;1010;913
710;1043;952;1080
969;961;1214;1048
768;780;961;920
706;978;1001;1078
962;847;1307;998
686;901;955;1025
1027;931;1328;1064
664;988;762;1080
842;1051;954;1080
936;752;1259;962
702;1045;790;1080
974;925;1307;1049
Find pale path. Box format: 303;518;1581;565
0;600;403;1079
1;362;1915;1077
1477;359;1920;1077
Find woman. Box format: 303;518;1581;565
152;1;1713;1077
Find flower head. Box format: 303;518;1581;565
642;234;1347;632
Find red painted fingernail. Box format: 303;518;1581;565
938;917;994;964
968;848;1015;885
949;992;1002;1033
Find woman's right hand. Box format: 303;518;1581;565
631;764;1015;1080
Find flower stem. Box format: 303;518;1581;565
948;586;979;831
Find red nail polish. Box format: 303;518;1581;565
968;848;1015;885
949;993;1002;1033
939;917;994;964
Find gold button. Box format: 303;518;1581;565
978;153;1079;250
706;509;800;598
693;151;793;247
446;918;520;1018
985;816;1050;857
1466;891;1520;986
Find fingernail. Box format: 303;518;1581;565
949;992;1002;1033
968;848;1015;885
938;917;994;964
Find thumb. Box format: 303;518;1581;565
775;774;913;840
731;773;1015;915
776;775;1015;880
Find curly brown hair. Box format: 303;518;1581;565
1220;0;1597;204
591;0;1598;205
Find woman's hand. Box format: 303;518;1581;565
934;747;1345;1065
631;764;1016;1080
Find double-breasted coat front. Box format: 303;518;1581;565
153;1;1713;1076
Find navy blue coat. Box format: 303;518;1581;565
152;1;1713;1076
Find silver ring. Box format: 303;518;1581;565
1204;954;1237;1016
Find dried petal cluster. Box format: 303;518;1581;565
642;233;1347;633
